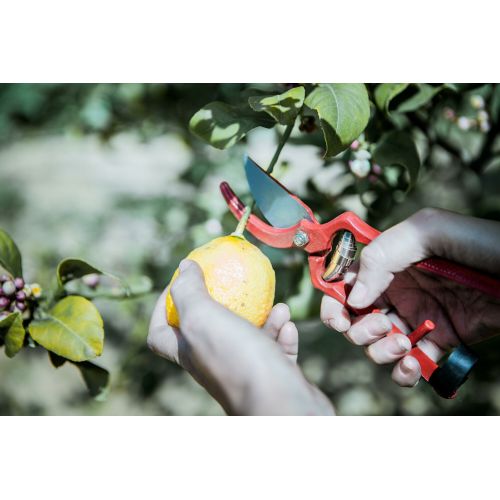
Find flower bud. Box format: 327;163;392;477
22;285;32;298
2;281;16;296
470;95;485;110
16;291;26;301
349;159;371;178
14;277;25;290
82;274;100;289
0;297;10;310
0;274;10;284
0;311;9;321
30;283;42;298
354;149;371;161
372;163;382;175
480;120;490;132
443;107;456;120
477;110;489;122
350;140;360;151
457;116;471;131
15;301;26;312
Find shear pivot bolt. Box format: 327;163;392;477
293;231;309;247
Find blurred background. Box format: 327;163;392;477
0;83;499;415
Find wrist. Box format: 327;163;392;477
412;208;500;274
411;207;445;257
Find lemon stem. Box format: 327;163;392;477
231;206;251;238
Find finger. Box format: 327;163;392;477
147;322;182;364
170;259;209;318
391;337;445;387
263;303;291;340
347;214;430;310
320;295;351;332
365;333;412;364
276;321;299;363
147;288;181;364
391;355;422;387
149;287;169;331
344;313;393;346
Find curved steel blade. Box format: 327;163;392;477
244;156;311;228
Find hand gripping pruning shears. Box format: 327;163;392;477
220;156;500;399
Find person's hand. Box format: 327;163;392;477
148;260;334;415
321;208;500;388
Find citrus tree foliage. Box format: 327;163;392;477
188;83;500;218
0;228;151;399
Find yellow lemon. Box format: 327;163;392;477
166;234;275;328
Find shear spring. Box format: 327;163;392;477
322;231;357;282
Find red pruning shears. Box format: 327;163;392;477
220;156;500;399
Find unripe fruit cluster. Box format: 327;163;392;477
349;136;381;182
443;95;490;133
0;274;41;320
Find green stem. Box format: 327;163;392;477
267;121;295;174
231;206;251;238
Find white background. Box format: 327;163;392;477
1;1;499;498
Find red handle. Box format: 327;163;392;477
376;311;438;381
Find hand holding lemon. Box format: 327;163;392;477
148;208;334;415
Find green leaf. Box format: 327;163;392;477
375;83;453;114
0;312;25;358
374;83;409;113
0;228;22;277
57;258;106;287
248;86;305;125
74;361;110;400
396;84;446;113
29;296;104;362
56;258;137;297
373;131;421;191
189;101;274;149
304;84;370;157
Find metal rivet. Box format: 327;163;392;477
293;230;309;247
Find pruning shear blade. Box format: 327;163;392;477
244;156;312;228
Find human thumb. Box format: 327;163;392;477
170;259;209;313
347;215;430;309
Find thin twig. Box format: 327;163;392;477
267;121;295;174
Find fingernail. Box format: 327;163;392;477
396;336;412;354
329;317;349;332
381;316;393;332
179;259;192;272
401;356;417;375
347;282;367;308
